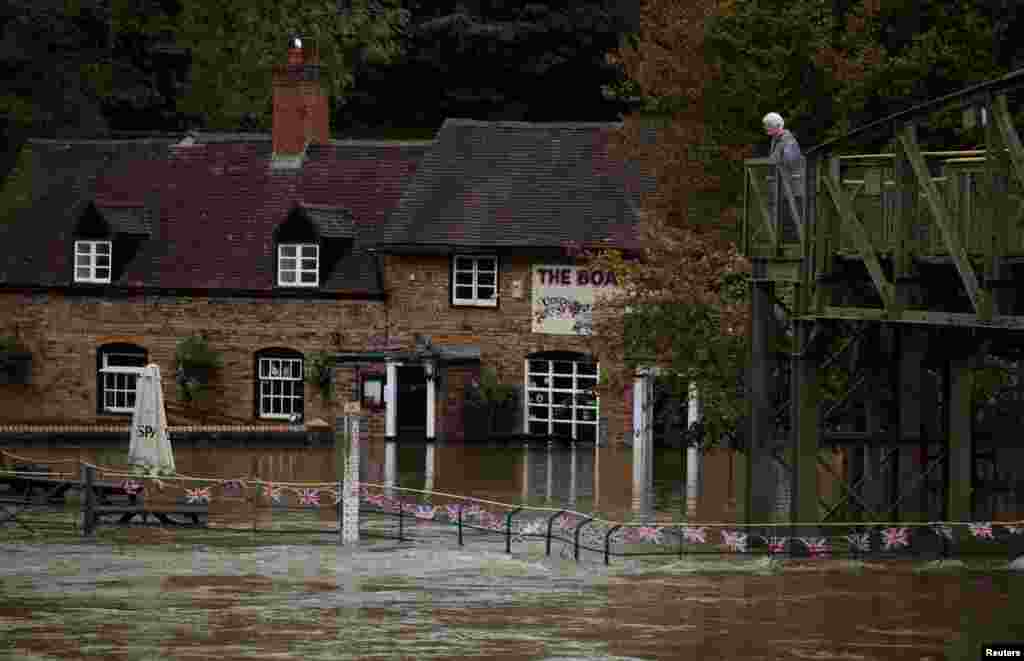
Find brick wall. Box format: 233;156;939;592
0;292;386;426
0;253;634;447
382;253;631;446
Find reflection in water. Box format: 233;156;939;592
686;382;701;519
8;441;835;525
384;440;396;498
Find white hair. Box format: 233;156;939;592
762;112;784;129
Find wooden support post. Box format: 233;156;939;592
80;464;95;539
861;327;887;517
746;279;778;524
790;319;821;535
898;327;927;521
946;355;974;523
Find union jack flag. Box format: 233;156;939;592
514;519;546;540
220;479;244;495
766;536;788;554
882;527;910;550
480;511;504;530
930;524;954;541
682;526;707;544
462;504;483;518
801;537;830;557
185;486;211;504
556;514;580;532
414;505;437;520
620;527;641;544
846;532;872;553
299;489;320;506
721;530;748;552
263;483;283;504
121;479;144;496
968;522;994;540
445;504;463;521
635;526;663;544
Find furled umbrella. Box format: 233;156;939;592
128;364;176;475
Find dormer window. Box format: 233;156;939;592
278;243;319;287
75;240;112;283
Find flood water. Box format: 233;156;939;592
1;441;1022;660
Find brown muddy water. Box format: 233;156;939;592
1;443;1022;660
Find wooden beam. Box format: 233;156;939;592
898;123;991;317
823;172;895;310
993;94;1024;193
746;169;778;250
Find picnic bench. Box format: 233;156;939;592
0;462;209;535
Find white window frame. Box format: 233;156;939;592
74;240;113;284
99;351;146;414
525;357;600;442
257;356;305;419
277;243;319;288
451;254;499;307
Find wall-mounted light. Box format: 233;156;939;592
423;360;435;383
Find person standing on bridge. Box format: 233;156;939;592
763;112;805;241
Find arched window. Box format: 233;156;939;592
97;343;147;414
525;351;599;442
255;348;304;420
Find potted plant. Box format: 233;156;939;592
304;351;335;402
464;366;519;440
0;335;32;385
175;334;223;402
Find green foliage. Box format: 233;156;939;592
0;335;27;353
175;334;223;369
466;366;517;407
621;300;749;448
304;351;336;402
171;0;409;130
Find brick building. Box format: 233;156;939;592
0;41;651;448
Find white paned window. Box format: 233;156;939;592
525;357;599;442
452;255;498;307
278;243;319;287
100;351;146;413
258;356;304;419
75;240;112;283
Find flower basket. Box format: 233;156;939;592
304;351;336;402
175;334;222;403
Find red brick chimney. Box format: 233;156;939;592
272;37;329;158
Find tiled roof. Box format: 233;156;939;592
96;203;153;234
300;203;355;239
378;119;656;252
0;134;432;293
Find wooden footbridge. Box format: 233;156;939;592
739;68;1024;530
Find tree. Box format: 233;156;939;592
169;0;409;130
581;0;753;448
335;1;637;134
585;0;1021;448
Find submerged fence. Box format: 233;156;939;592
1;452;1022;565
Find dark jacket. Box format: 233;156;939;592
770;129;805;198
